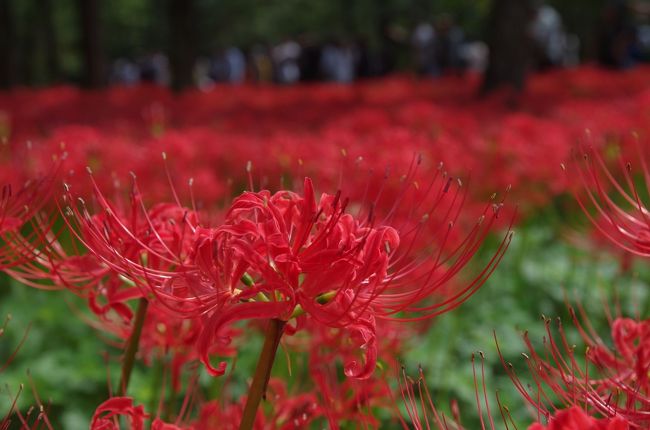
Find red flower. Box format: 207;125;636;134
51;173;202;317
0;167;58;270
568;143;650;257
499;306;648;428
528;407;631;430
191;379;321;430
138;170;512;378
91;397;148;430
587;318;650;398
72;160;511;379
90;396;196;430
162;176;398;377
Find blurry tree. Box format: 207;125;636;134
0;0;16;89
481;0;536;95
42;0;61;82
104;0;162;60
12;1;61;86
78;0;105;88
18;2;37;85
169;0;195;91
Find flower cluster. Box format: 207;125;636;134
1;68;649;428
0;149;512;428
1;67;649;213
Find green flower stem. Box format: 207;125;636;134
238;318;286;430
119;297;149;395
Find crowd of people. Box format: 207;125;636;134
109;1;650;88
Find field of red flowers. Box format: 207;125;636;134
1;66;650;429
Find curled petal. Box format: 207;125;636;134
343;317;377;380
90;397;148;430
197;301;291;376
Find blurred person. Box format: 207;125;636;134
272;38;301;84
459;41;489;72
631;1;650;61
597;0;638;67
225;46;246;83
250;44;273;83
109;58;139;85
298;35;321;82
434;14;465;74
139;52;170;85
320;40;357;83
337;41;358;83
208;49;230;83
563;34;581;67
378;20;407;75
638;24;650;60
194;57;214;90
411;22;438;76
319;42;338;81
355;37;385;78
531;3;575;69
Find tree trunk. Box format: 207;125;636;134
21;6;36;86
0;0;16;89
42;0;60;83
78;0;105;88
169;0;195;92
481;0;535;95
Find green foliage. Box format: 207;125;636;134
0;275;110;428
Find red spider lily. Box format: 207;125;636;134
586;318;650;400
91;397;149;430
76;197;200;323
56;178;235;393
71;159;512;378
59;170;201;282
0;158;111;293
90;302;238;393
308;330;392;428
192;379;322;430
259;379;323;429
90;378;323;430
498;306;648;428
396;355;633;430
3;169;233;397
7;170;202;318
0;84;617;220
311;371;387;429
49;175;213;368
527;406;631;430
90;359;204;430
3;67;649;214
568;142;650;258
2;211;108;293
272;313;403;427
0;169;59;270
